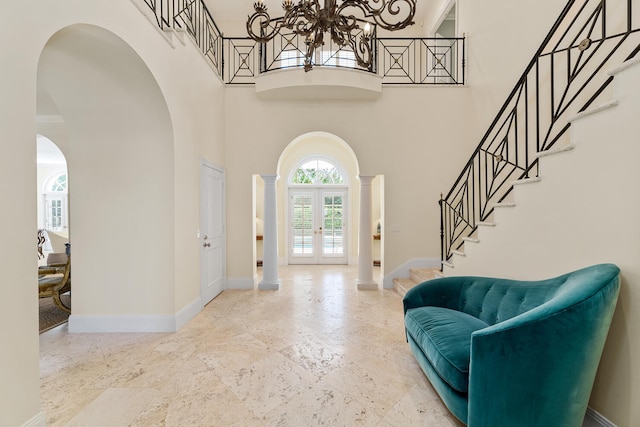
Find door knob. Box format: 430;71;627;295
203;243;211;248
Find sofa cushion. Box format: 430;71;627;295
405;307;489;393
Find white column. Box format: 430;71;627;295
259;174;281;290
357;175;377;290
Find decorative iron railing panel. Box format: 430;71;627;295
379;38;465;84
222;36;463;85
258;25;376;74
173;0;223;76
441;0;640;264
224;38;260;85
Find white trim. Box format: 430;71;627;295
382;257;441;289
20;412;46;427
584;407;617;427
227;277;255;290
357;280;378;290
607;56;640;77
568;100;619;123
36;115;64;123
259;280;281;290
175;296;203;330
68;314;177;333
430;0;457;36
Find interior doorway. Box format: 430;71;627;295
200;162;225;305
289;188;348;265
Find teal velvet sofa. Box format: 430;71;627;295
403;264;620;427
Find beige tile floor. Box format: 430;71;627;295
40;265;463;426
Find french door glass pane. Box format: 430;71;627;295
49;199;62;229
323;195;344;255
292;194;314;255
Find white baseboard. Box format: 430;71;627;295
175;297;203;331
382;257;441;289
21;412;46;427
68;314;177;333
584;407;617;427
67;297;204;333
226;277;255;290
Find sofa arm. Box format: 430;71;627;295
402;277;466;314
466;279;620;427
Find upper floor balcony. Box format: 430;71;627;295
137;0;465;97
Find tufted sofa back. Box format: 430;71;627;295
447;264;619;326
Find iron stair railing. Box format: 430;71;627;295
440;0;640;266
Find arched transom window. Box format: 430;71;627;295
290;158;345;185
49;173;67;192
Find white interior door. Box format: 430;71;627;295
289;188;347;264
200;163;225;305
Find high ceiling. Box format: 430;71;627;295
203;0;430;34
202;0;250;22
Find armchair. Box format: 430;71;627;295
38;254;71;313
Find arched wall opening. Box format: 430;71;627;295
37;24;176;326
253;131;383;281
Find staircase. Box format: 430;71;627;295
444;54;640;275
393;267;442;296
440;0;640;267
435;54;640;426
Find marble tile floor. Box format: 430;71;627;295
40;265;464;426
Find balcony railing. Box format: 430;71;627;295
223;35;465;85
440;0;640;264
136;0;465;85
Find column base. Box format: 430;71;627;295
259;280;281;290
357;280;378;290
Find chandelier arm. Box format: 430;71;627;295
334;14;359;33
336;0;416;31
284;4;318;36
349;31;373;70
247;8;284;43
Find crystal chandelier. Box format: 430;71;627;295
247;0;416;71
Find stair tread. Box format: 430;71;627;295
409;267;441;283
394;278;419;296
536;144;575;159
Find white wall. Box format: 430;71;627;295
224;85;477;283
459;0;567;135
446;60;640;427
1;0;225;424
0;0;601;425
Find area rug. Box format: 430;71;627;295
39;295;70;333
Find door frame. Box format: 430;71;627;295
287;186;349;265
200;160;226;306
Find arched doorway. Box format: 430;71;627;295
275;131;361;266
37;24;175;330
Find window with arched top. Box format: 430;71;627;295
290;158;345;185
43;172;68;231
49;173;67;192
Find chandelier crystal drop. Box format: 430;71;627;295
247;0;416;71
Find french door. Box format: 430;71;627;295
289;188;348;264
